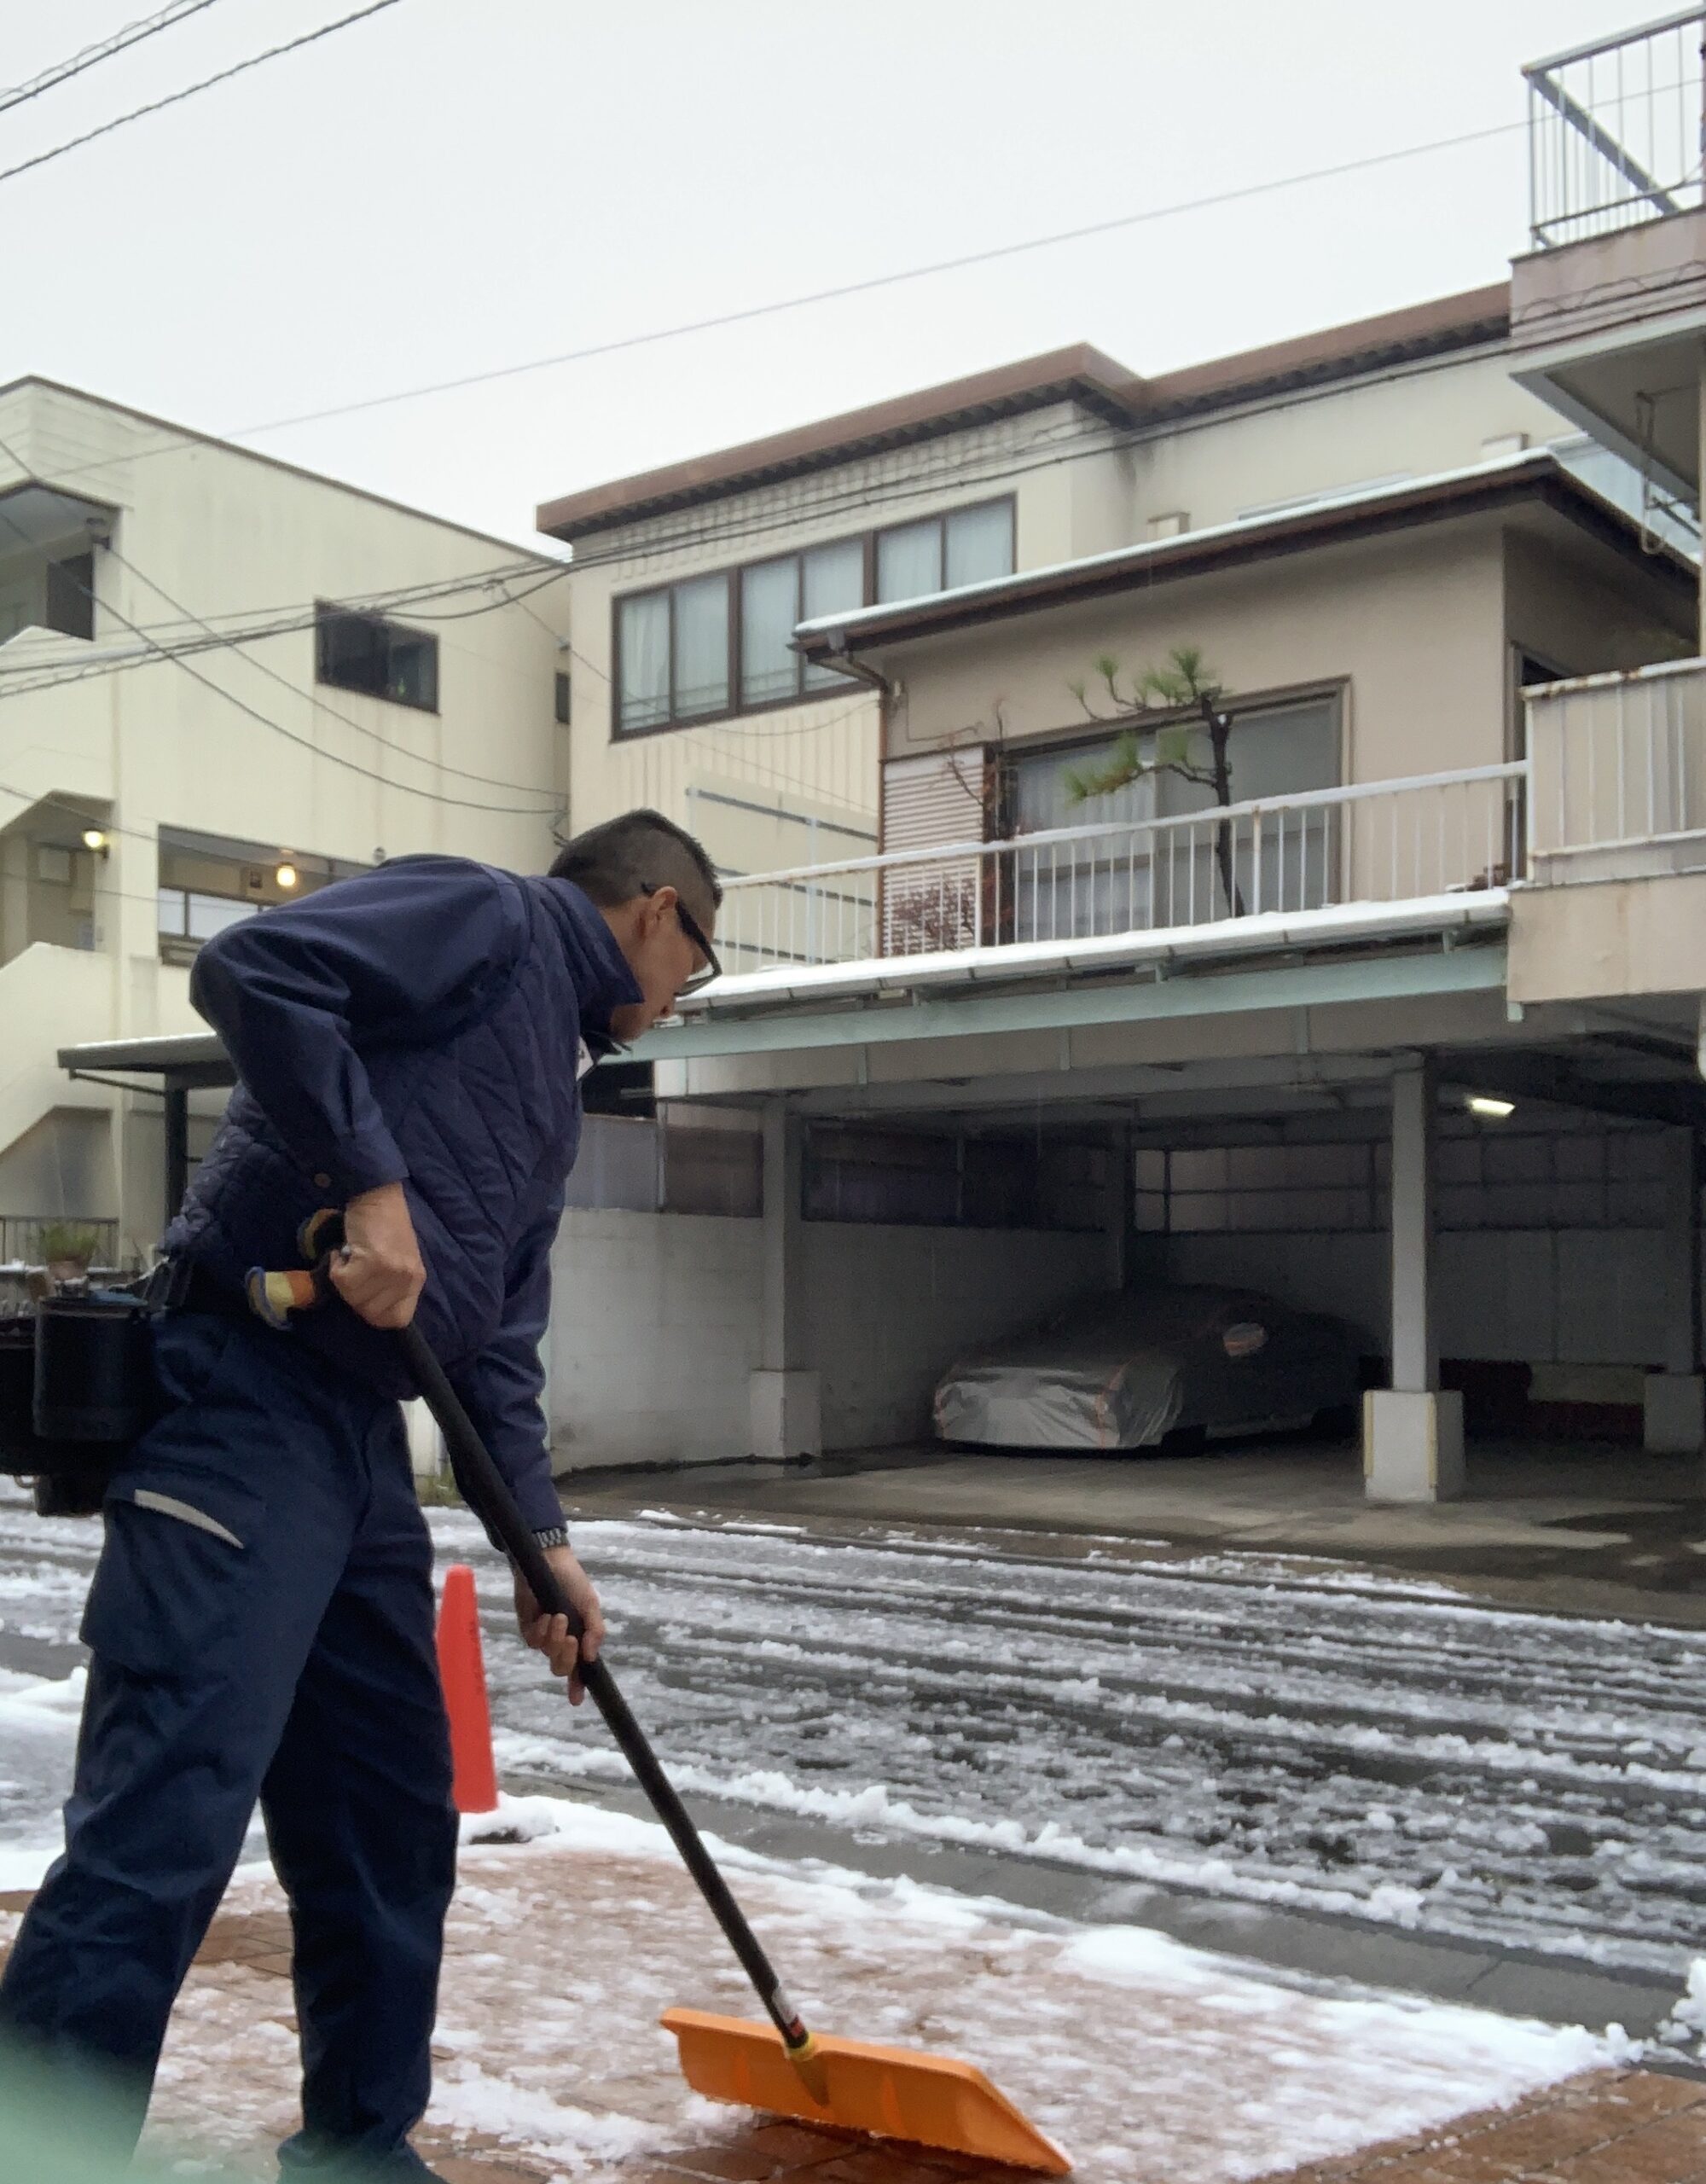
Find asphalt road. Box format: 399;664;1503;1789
8;1481;1706;2000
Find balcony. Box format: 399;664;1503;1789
708;765;1525;995
1526;10;1705;250
1524;653;1706;883
1512;10;1706;514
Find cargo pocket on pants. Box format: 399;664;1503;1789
80;1479;254;1678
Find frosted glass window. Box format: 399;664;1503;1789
740;558;799;706
876;520;942;603
945;501;1014;588
617;592;670;731
802;539;866;688
672;574;729;719
187;894;256;942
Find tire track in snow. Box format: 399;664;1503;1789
436;1513;1706;1977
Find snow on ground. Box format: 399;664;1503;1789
128;1795;1628;2184
10;1481;1706;1977
428;1508;1706;1978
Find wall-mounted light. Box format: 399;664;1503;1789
1465;1095;1515;1120
275;861;299;891
81;828;108;853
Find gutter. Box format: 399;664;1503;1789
683;891;1512;1019
790;451;1694;662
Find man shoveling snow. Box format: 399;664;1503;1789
0;811;722;2178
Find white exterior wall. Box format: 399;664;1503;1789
548;1208;764;1469
1134;347;1560;534
546;1206;1105;1469
0;380;567;1257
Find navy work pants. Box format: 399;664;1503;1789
0;1310;458;2175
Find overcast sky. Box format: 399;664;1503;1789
0;1;1654;545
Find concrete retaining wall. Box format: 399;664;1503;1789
547;1209;1105;1471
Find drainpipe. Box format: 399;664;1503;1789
808;635;891;699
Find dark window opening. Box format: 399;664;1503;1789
316;604;438;712
554;669;572;724
45;552;94;641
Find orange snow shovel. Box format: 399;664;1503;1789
251;1246;1070;2176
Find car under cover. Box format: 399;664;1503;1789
932;1283;1361;1451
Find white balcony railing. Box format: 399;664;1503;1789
713;765;1525;977
1525;654;1706;876
1526;9;1706;248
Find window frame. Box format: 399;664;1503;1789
314;601;440;715
611;496;1015;741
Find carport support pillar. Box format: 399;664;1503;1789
163;1082;189;1225
751;1103;821;1463
1645;1130;1703;1454
1105;1126;1130;1292
1366;1059;1464;1503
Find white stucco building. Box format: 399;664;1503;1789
0;379;571;1262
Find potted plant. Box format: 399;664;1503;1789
38;1222;101;1287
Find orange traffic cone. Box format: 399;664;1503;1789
435;1562;500;1815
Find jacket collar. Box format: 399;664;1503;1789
535;878;643;1054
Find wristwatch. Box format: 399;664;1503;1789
532;1525;569;1551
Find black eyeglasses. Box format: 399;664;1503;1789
645;884;722;994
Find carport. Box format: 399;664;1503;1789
636;900;1706;1502
57;1031;233;1230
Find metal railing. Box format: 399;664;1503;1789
1526;9;1706;247
1525;654;1706;866
0;1214;121;1269
713;764;1525;976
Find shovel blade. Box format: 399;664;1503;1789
660;2007;1071;2175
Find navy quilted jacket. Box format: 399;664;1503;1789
164;855;641;1532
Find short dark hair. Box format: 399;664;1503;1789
548;809;722;923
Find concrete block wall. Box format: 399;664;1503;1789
547;1209;1105;1471
1168;1226;1682;1368
548;1208;763;1469
802;1223;1106;1448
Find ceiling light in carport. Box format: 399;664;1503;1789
1465;1095;1516;1119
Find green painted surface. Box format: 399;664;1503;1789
635;944;1510;1061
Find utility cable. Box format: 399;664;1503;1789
0;1;227;115
0;559;569;700
231;111;1534;434
0;432;557;816
103;540;566;798
0;553;564;677
27;98;1540;486
0;1;405;191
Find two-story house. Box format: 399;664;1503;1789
0;378;570;1265
533;282;1703;1490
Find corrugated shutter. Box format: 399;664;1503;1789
879;750;989;954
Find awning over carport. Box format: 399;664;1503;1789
58;1032;233;1226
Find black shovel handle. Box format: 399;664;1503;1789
398;1320;818;2073
247;1247;818;2076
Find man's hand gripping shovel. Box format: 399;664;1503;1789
247;1213;1070;2175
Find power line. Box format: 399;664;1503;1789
0;1;227;115
25;100;1534;486
0;431;558;817
103;539;566;799
230;113;1532;437
0;413;1117;705
0;555;568;698
0;1;406;191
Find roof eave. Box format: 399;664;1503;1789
794;458;1693;659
